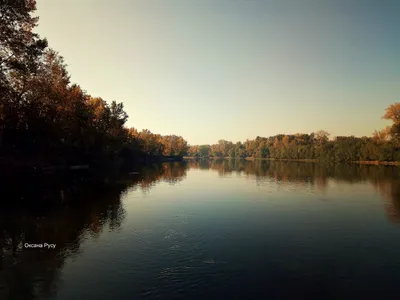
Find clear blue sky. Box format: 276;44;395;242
35;0;399;145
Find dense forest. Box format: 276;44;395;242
186;107;400;162
1;1;399;170
0;1;188;170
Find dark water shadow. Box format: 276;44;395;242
0;162;188;300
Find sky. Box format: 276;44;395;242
34;0;400;145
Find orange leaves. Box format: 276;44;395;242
382;102;400;125
372;126;391;144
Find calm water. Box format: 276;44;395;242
1;160;400;299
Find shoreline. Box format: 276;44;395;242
183;157;400;165
0;155;184;178
352;160;400;166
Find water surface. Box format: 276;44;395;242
1;160;400;299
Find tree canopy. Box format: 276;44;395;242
0;0;188;167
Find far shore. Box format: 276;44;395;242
183;156;400;165
352;160;400;166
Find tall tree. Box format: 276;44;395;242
382;102;400;125
372;126;391;144
0;0;48;82
1;0;48;146
381;102;400;145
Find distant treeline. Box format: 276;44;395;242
187;108;400;162
0;1;188;169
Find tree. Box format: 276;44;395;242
372;126;391;144
379;102;400;145
382;102;400;125
389;124;400;146
256;141;269;158
0;0;48;118
199;145;210;157
210;143;222;157
334;136;360;162
0;0;191;169
1;0;48;147
188;145;200;157
314;130;330;146
0;0;48;83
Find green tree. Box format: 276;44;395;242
199;145;210;157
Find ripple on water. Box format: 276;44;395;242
147;259;228;299
169;244;180;250
163;229;188;240
203;259;216;264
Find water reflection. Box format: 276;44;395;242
136;162;188;193
371;179;400;223
1;160;400;299
0;162;188;300
189;159;400;223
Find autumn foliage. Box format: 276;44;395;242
188;126;400;162
0;0;188;167
0;1;398;166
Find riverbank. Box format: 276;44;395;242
183;156;400;165
0;154;184;179
352;160;400;166
184;156;319;162
244;157;318;162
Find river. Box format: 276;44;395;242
1;160;400;299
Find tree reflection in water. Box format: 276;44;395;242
189;159;400;223
1;160;399;299
0;162;188;300
371;179;400;223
